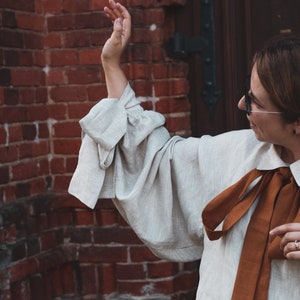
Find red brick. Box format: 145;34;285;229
80;265;98;294
68;102;94;119
95;209;119;227
19;88;36;104
48;104;67;120
33;51;46;67
61;263;77;294
155;97;191;114
11;69;45;86
53;121;81;138
79;49;101;65
11;280;30;300
0;166;9;184
165;114;191;133
66;68;100;84
64;31;91;48
66;156;79;172
98;264;117;294
63;0;91;13
50;86;87;102
16;13;44;31
94;227;142;245
40;231;59;251
87;84;107;101
116;263;146;280
53;139;80;154
11;160;39;181
91;0;106;10
44;32;63;48
8;124;23;142
41;0;63;14
74;210;94;226
148;261;179;278
53;174;72;191
118;279;174;296
9;258;39;283
51;157;66;174
174;271;199;292
23;32;44;49
79;246;128;263
130;246;160;262
46;69;65;85
30;178;48;196
50;50;78;66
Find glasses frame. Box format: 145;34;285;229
244;77;282;116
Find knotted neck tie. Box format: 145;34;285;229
202;167;300;299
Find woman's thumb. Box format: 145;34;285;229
114;18;123;33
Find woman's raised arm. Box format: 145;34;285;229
101;0;131;98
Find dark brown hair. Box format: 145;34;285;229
253;35;300;122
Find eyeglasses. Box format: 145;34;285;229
244;77;282;116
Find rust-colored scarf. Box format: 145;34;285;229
202;167;300;299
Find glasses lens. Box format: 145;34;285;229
245;77;251;115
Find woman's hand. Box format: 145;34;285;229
270;223;300;259
102;0;131;69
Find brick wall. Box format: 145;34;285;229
0;0;199;299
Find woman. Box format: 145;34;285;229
69;0;300;298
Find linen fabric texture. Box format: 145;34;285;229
69;83;300;299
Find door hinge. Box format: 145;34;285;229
169;0;221;114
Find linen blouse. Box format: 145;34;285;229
69;83;300;299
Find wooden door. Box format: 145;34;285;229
173;0;300;137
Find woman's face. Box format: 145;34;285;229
238;64;293;146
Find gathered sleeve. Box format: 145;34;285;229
69;83;213;261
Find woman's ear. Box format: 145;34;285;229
293;117;300;135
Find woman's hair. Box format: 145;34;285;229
253;35;300;122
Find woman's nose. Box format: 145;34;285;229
238;95;246;111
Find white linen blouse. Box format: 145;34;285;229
69;83;300;299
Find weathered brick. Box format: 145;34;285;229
148;261;179;278
95;208;119;227
80;265;98;294
74;210;94;226
93;227;142;245
98;264;117;294
0;68;11;86
1;106;27;123
0;166;9;184
11;69;45;86
11;280;30;300
30;274;45;300
44;32;63;48
0;29;24;48
79;246;128;263
46;69;65;85
23;32;44;49
64;227;92;244
66;67;100;84
116;263;146;280
9;257;39;283
8;124;23;142
40;0;62;14
52;121;81;138
130;246;160;262
22;124;37;140
61;263;77;294
2;10;17;28
79;49;101;65
118;279;174;296
50;50;78;66
50;86;87;102
4;87;20;105
16;13;44;31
